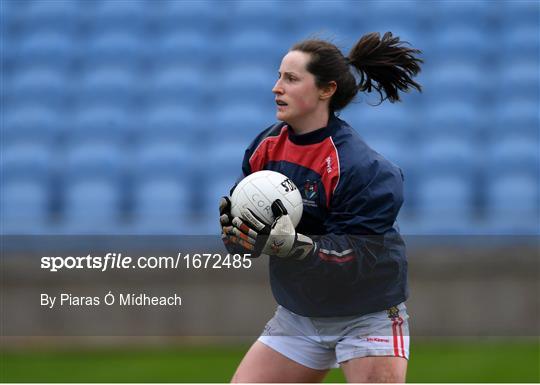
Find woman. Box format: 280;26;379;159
220;32;422;383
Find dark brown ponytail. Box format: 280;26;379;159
348;32;423;104
291;32;422;110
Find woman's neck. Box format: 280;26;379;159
289;109;330;135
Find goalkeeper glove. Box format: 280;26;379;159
230;199;315;260
219;196;254;252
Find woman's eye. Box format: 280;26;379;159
277;74;297;82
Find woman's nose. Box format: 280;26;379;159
272;82;283;94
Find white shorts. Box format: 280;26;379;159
258;303;409;370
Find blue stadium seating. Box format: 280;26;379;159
484;134;539;234
416;174;476;233
131;177;193;234
88;0;149;34
501;25;540;61
18;0;82;35
500;0;540;29
3;106;63;146
7;68;71;109
62;178;124;233
424;62;488;104
203;141;246;191
217;65;277;106
15;32;75;70
298;0;361;39
198;179;239;235
61;142;126;233
70;107;134;145
155;0;221;34
78;66;140;109
1;143;55;234
197;141;246;234
1;32;15;74
415;136;483;233
154;30;213;68
342;104;415;143
141;104;201;145
1;0;22;36
485;174;539;234
1;0;538;235
83;32;147;69
134;140;193;178
357;1;423;31
229;0;288;32
418;137;479;177
131;141;195;233
430;1;495;27
145;66;207;107
494;99;539;138
486;137;540;177
212;104;274;143
2;143;54;181
64;142;125;179
431;25;492;65
499;59;539;101
223;30;283;69
1;179;50;233
423;102;482;139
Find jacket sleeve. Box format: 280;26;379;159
240;146;253;180
302;159;405;281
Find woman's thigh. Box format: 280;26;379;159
340;356;408;383
231;341;329;383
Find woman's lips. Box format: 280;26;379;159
276;100;288;111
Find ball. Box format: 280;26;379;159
230;170;303;227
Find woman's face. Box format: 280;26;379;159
272;51;324;124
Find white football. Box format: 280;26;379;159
230;170;303;227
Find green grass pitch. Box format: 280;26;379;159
1;339;538;382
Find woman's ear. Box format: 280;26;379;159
319;81;337;100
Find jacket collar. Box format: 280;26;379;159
286;114;340;145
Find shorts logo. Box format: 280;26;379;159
388;306;406;358
367;337;390;343
387;306;400;320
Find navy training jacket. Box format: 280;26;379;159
237;114;408;317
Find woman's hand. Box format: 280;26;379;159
230;199;315;260
220;196;255;251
